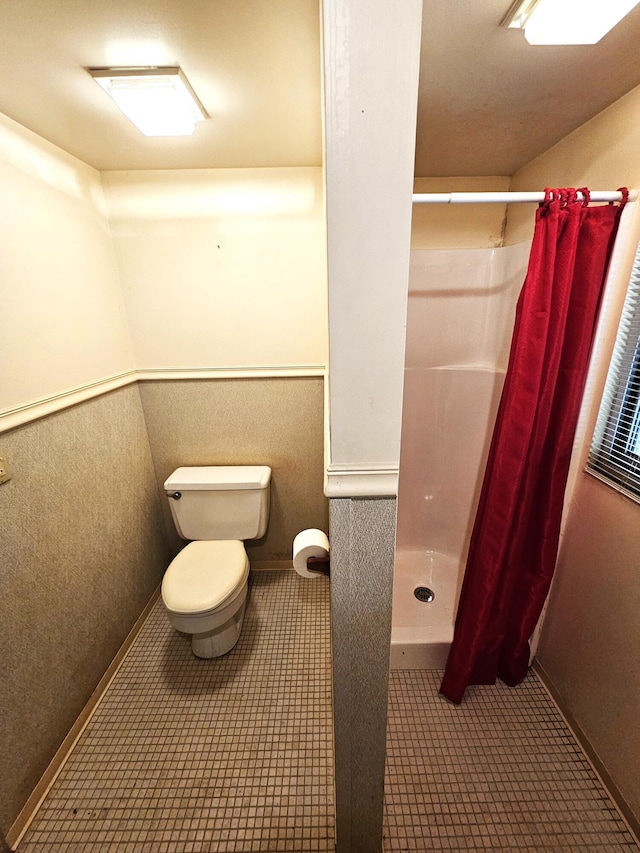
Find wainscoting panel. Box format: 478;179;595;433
330;497;397;853
138;377;328;563
0;386;170;839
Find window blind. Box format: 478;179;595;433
587;239;640;502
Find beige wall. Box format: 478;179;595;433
412;176;511;249
505;84;640;246
0;115;164;842
0;113;328;423
504;83;640;823
537;476;640;818
0;114;134;414
103;168;327;371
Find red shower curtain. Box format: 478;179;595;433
440;188;627;705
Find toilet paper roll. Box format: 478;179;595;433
293;529;330;578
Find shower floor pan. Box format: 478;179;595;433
390;548;459;669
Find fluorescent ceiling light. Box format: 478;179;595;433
502;0;640;44
89;67;207;136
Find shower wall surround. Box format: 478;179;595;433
391;243;530;670
397;242;531;556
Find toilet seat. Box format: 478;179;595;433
161;540;249;616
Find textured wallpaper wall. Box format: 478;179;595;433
0;386;170;837
0;378;328;835
330;497;396;853
138;377;328;562
0;376;327;839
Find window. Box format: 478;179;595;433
588;240;640;501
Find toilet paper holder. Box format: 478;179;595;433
292;529;331;579
306;555;330;578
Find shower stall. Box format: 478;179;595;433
391;241;530;668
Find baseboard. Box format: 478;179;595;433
250;561;294;571
532;660;640;846
6;587;162;850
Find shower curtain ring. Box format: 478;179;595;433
578;187;591;206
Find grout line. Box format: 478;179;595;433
13;572;335;853
383;667;640;852
7;587;161;851
532;660;640;847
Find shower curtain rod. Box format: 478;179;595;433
411;190;635;204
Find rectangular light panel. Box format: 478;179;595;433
503;0;640;44
90;67;207;137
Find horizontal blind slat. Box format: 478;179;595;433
588;239;640;502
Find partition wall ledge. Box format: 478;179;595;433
0;366;327;433
324;464;399;498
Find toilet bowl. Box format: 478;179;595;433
160;465;271;658
162;540;250;658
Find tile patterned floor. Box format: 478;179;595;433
20;570;334;853
18;575;640;853
384;669;640;852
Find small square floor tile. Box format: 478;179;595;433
383;669;639;852
20;571;335;853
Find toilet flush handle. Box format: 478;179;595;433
169;491;182;500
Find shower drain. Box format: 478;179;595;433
414;586;435;603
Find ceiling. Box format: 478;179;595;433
2;0;640;177
0;0;323;171
416;0;640;176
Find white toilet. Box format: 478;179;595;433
161;465;271;659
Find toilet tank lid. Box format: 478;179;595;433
164;466;271;491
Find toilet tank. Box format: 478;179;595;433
164;466;271;541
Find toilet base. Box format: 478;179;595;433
191;598;247;659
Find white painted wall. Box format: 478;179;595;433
0;113;327;425
323;0;423;497
0;113;134;413
103;168;327;371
